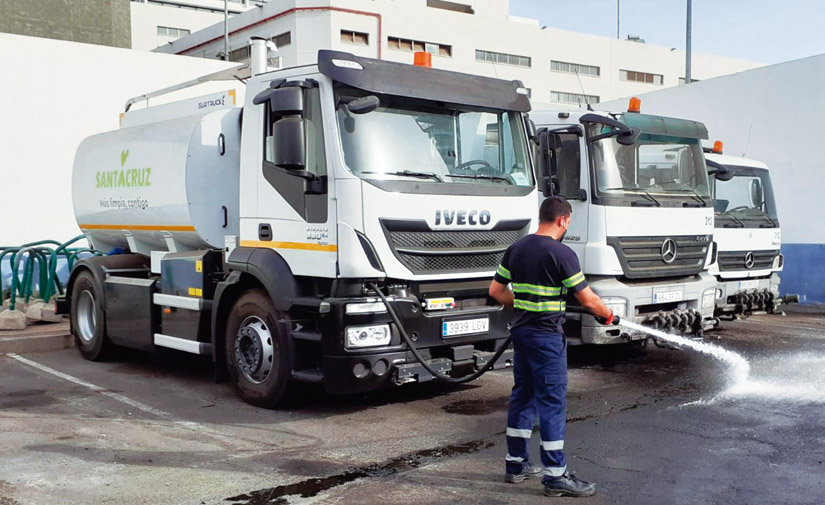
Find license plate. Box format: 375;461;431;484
653;290;684;303
442;317;489;337
739;280;758;290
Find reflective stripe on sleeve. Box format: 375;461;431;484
496;265;511;280
506;427;533;438
543;465;567;477
541;440;564;451
562;271;586;288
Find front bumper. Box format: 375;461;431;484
714;273;781;316
315;290;514;395
564;272;718;345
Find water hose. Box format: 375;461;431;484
368;282;512;384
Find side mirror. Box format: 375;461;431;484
271;117;306;170
269;87;304;116
749;179;763;207
346;95;380;115
617;127;641;146
525;117;538;142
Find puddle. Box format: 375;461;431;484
225;438;495;504
441;398;509;416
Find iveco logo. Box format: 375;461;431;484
744;252;755;269
661;238;678;264
434;210;491;226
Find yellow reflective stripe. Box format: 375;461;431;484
513;299;567;312
512;283;563;296
562;271;585;287
496;265;511;280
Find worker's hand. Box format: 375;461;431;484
596;310;621;326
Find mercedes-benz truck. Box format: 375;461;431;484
529;98;718;345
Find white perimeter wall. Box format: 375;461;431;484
0;33;239;246
601;54;825;246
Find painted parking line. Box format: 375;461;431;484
7;353;209;433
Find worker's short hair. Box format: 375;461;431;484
539;196;572;223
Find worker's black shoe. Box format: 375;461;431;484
504;462;542;483
543;471;596;497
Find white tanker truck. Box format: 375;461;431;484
60;47;538;407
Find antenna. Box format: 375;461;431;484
742;122;754;157
573;68;594;111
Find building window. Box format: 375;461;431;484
620;69;663;85
388;36;452;57
427;0;474;14
341;30;369;46
678;77;700;85
551;60;600;77
272;31;291;48
550;91;600;106
157;26;190;37
475;49;531;68
229;45;250;63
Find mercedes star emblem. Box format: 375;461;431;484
661;239;678;264
744;252;755;269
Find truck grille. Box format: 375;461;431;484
717;250;778;272
607;235;711;279
381;219;530;274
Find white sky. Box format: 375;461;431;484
509;0;825;64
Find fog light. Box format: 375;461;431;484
773;254;784;270
702;288;716;309
346;324;391;348
602;297;627;317
346;300;387;315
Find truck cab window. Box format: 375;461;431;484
555;133;581;197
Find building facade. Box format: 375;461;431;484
150;0;762;106
0;0;131;48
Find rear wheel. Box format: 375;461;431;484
225;290;292;408
70;270;113;361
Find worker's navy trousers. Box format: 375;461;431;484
505;325;568;482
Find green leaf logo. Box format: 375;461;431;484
121;150;129;167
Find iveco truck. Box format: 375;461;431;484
529;98;718;345
705;147;785;317
61;46;537;407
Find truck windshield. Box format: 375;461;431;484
589;130;710;206
336;100;533;187
712;166;778;227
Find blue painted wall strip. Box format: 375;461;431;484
780;243;825;304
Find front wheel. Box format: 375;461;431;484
70;270;113;361
225;290;292;408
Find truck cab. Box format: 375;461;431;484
66;49;537;407
529;101;718;344
706;150;783;317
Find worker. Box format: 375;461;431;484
489;196;620;498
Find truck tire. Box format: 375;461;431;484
225;289;292;408
70;270;113;361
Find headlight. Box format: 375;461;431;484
345;300;387;315
702;288;716;309
602;297;627;317
346;324;391;348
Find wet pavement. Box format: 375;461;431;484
1;308;824;505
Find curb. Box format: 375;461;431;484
0;321;75;354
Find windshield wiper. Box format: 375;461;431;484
760;214;778;228
446;174;513;184
361;170;443;182
719;213;745;228
668;188;708;207
603;187;661;207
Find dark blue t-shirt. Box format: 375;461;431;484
494;234;588;333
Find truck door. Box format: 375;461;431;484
536;129;589;259
248;79;337;278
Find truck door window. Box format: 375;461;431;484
555;133;581;197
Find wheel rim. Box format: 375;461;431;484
76;290;97;343
234;316;275;385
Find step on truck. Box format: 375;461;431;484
529;98;718;344
705;145;790;317
61;45;538;407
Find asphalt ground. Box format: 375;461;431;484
2;309;824;505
